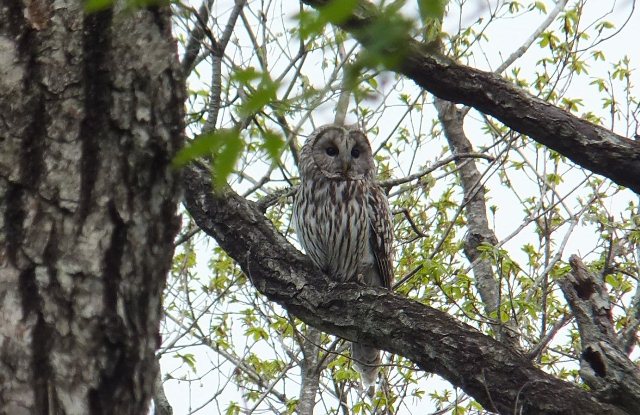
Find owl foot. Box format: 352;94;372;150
366;385;375;398
356;382;375;399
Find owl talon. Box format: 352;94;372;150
355;273;366;285
366;385;375;399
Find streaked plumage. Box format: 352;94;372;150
292;124;394;390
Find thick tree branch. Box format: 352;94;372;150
182;163;627;415
558;255;640;414
301;0;640;194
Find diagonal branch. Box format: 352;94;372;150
436;98;520;349
300;0;640;194
181;0;215;76
494;0;569;75
182;162;628;415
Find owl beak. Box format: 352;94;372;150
341;158;351;175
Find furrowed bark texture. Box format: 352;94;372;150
0;1;183;413
153;369;174;415
183;163;627;415
302;0;640;195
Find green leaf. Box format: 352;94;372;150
172;131;226;167
172;129;243;188
318;0;358;24
239;78;279;118
533;1;546;13
232;67;263;84
346;14;412;79
296;0;357;39
225;402;240;415
213;131;243;188
245;326;269;341
175;352;197;373
83;0;113;11
296;10;326;40
262;129;285;161
596;20;615;32
539;31;559;49
418;0;447;21
561;97;583;112
546;173;563;185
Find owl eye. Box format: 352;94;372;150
351;148;360;158
326;146;338;157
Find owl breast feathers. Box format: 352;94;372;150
292;124;394;388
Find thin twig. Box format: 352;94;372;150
379;153;494;189
527;313;572;360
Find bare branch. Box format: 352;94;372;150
180;0;215;76
380;153;494;189
334;29;351;126
494;0;569;75
297;327;323;414
527;314;572;361
203;0;247;133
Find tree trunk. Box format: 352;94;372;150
0;1;183;413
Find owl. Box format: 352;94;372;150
292;124;394;390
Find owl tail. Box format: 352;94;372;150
351;342;381;392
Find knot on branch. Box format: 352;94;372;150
463;231;498;260
563;255;614;328
578;341;640;413
582;344;607;378
569;255;598;300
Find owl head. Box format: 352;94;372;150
301;124;375;181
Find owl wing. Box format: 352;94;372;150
367;184;394;289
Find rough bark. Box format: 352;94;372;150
183;163;628;415
302;0;640;195
0;1;184;413
154;369;173;415
435;99;520;349
559;256;640;414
